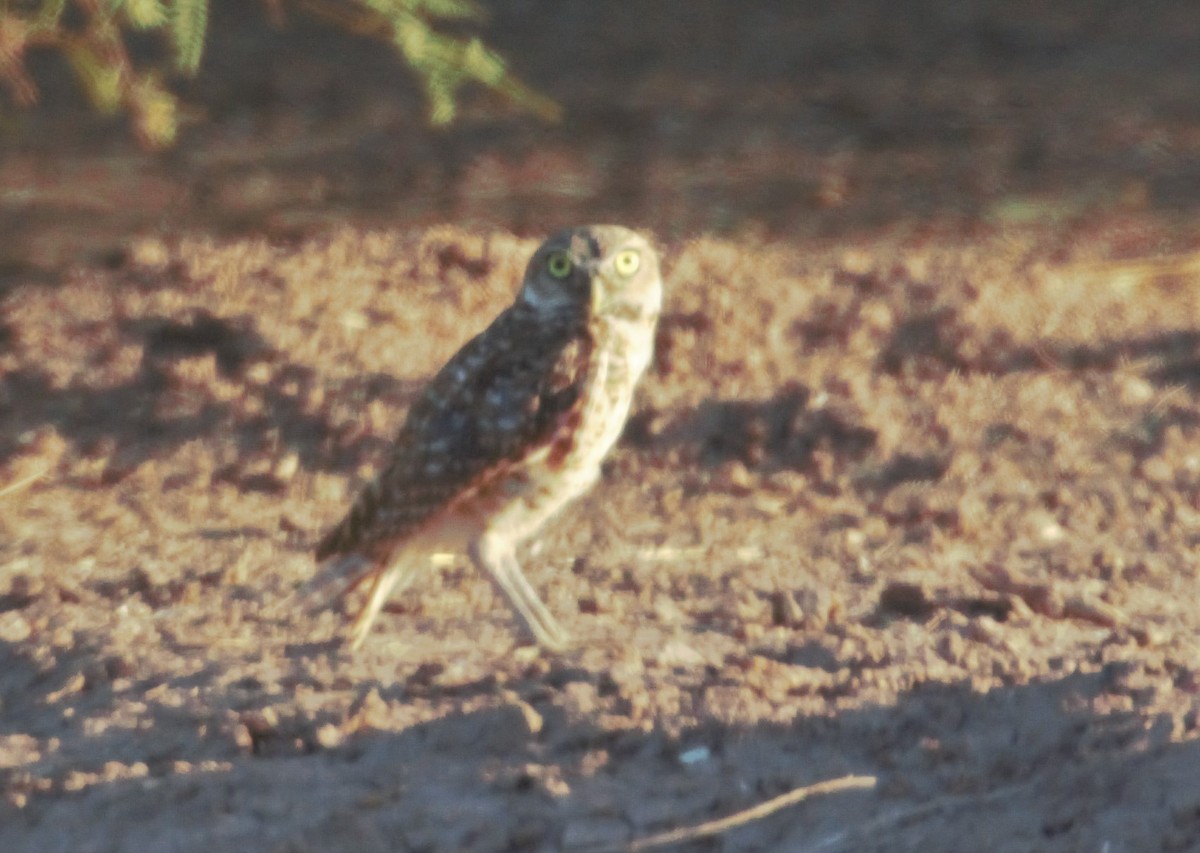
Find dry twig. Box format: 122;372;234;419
0;465;49;499
800;776;1039;852
584;774;876;852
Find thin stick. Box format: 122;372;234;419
799;777;1036;853
606;774;876;852
0;466;49;499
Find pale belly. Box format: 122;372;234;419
468;325;650;547
479;376;632;544
415;320;653;556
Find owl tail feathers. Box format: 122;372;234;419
314;525;349;562
314;478;384;562
290;552;373;619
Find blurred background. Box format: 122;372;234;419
2;0;1198;271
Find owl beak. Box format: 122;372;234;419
589;262;609;315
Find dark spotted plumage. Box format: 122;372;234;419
310;225;662;651
315;305;589;563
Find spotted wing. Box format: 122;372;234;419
315;306;590;561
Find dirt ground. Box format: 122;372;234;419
4;1;1200;851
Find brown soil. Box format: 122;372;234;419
4;2;1200;851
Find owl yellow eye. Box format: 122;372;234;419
546;251;573;279
614;249;641;277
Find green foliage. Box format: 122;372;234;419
170;0;208;74
0;0;558;148
305;0;559;126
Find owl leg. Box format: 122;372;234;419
349;556;420;650
471;534;569;652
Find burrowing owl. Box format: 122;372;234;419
311;225;662;651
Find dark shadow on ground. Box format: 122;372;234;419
2;630;1196;852
0;306;420;479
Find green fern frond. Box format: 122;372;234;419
28;0;68;35
129;71;178;146
361;0;479;21
3;0;559;147
124;0;169;30
402;0;483;22
374;2;559;125
62;38;123;113
462;36;560;122
169;0;207;75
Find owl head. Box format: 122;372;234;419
519;225;662;324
